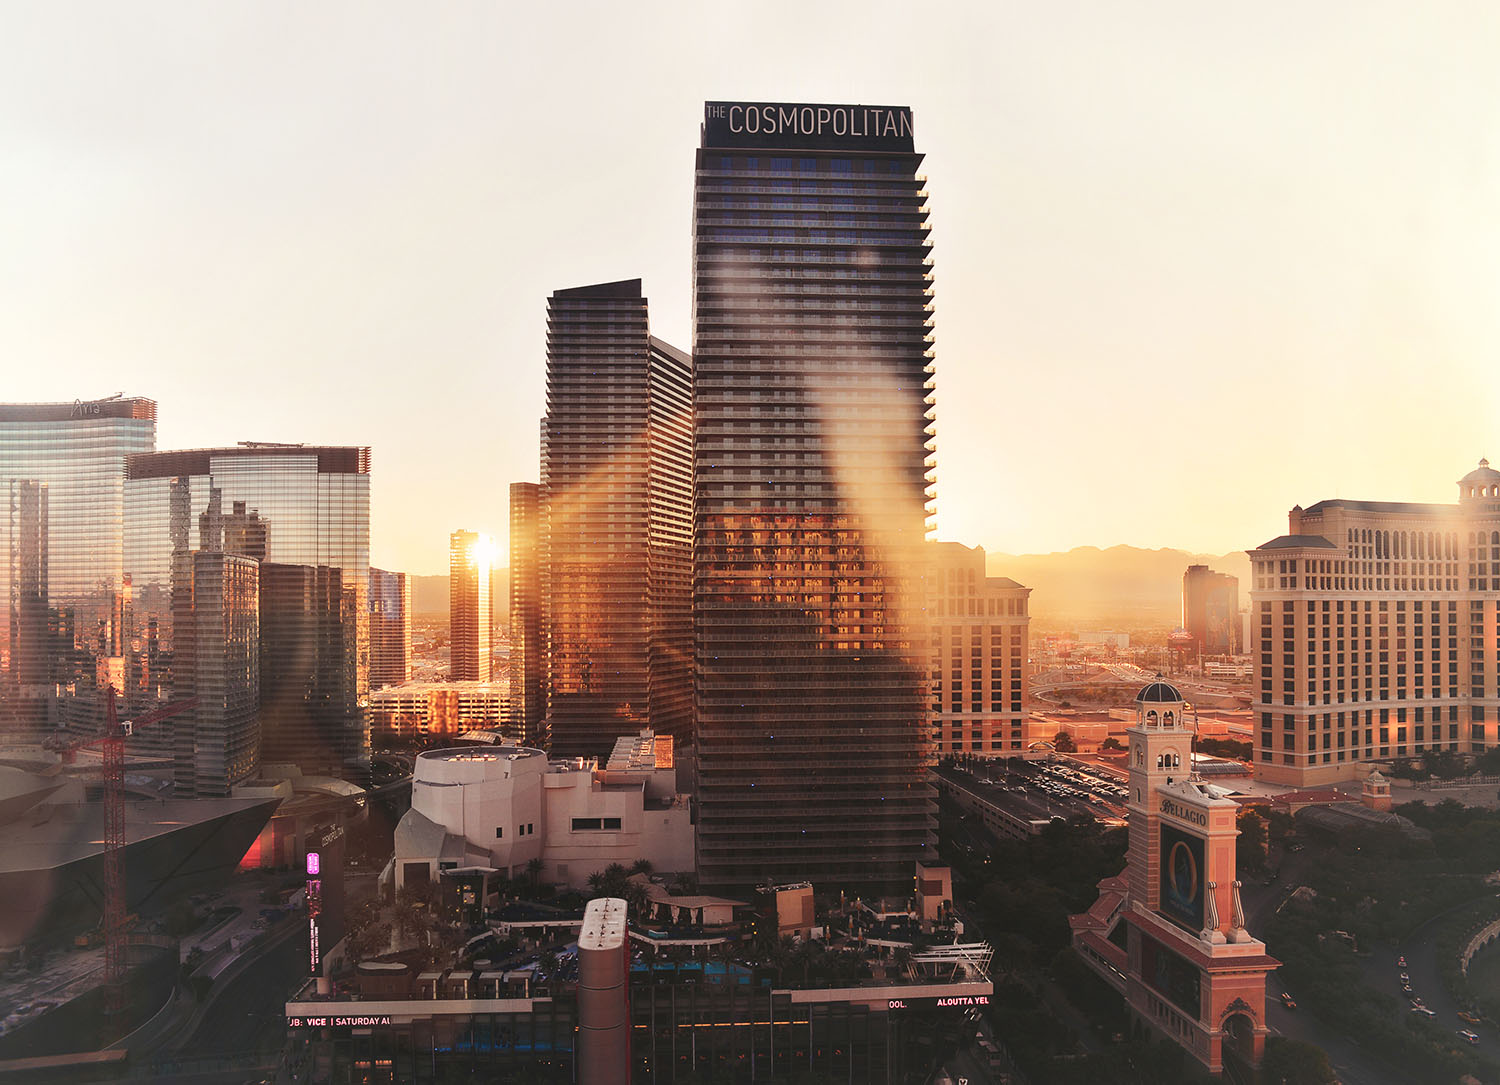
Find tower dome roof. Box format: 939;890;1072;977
1136;675;1184;704
1460;458;1500;485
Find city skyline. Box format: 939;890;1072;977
5;4;1497;575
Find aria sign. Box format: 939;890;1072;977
704;101;915;153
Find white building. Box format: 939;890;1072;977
392;732;693;892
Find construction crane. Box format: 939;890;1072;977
47;687;197;1014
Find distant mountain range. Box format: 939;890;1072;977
405;545;1245;631
984;545;1252;630
411;570;509;617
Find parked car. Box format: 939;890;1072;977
1458;1030;1480;1045
1412;1007;1436;1018
1397;955;1408;968
1459;1011;1483;1025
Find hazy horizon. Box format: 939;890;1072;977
5;2;1496;575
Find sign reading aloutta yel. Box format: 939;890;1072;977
703;101;915;152
1069;677;1278;1076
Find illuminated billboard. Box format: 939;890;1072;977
1159;823;1206;931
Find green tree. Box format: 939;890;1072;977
1053;731;1077;753
1260;1037;1337;1084
526;857;544;892
1100;737;1124;751
1237;809;1268;873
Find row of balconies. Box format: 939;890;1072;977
697;200;930;218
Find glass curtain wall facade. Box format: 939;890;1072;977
692;102;937;891
368;567;412;689
508;482;546;747
174;551;260;796
449;530;492;682
1182;564;1240;656
0;398;156;739
542;279;693;760
124;445;370;782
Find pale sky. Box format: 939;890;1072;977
4;1;1497;575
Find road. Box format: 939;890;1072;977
1363;897;1500;1051
1238;848;1410;1085
177;920;303;1058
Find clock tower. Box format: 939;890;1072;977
1072;677;1278;1075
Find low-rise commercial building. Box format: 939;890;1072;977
367;681;509;743
392;732;692;891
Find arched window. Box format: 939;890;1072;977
1163;711;1175;726
1146;711;1158;727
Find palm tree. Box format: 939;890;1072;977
625;883;651;924
586;870;606;894
526;857;544;892
629;858;653;877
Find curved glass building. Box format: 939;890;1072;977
125;444;371;784
0;397;157;737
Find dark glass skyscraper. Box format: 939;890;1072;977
125;444;371;782
692;101;937;891
368;567;411;689
542;279;693;760
0;397;156;737
173;550;260;796
449;529;493;682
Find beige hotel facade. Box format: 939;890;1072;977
927;542;1031;756
1249;460;1500;787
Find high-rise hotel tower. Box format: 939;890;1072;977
449;529;493;683
542;280;693;760
0;397;156;736
692;102;937;890
1249;461;1500;787
125;444;371;786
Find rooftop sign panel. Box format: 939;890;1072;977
703;101;914;153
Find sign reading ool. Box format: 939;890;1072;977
704;101;915;152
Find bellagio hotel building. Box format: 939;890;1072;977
927;542;1031;756
1249;460;1500;787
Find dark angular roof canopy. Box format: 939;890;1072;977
1255;534;1337;550
1136;676;1184;704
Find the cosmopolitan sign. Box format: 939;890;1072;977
704;101;915;153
